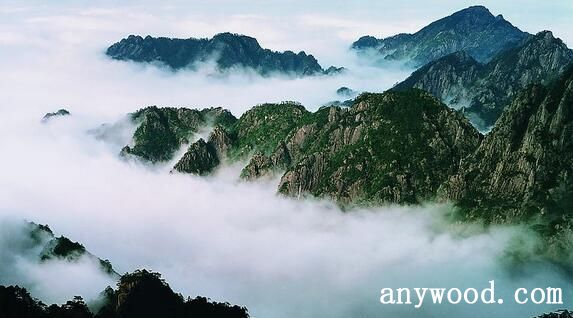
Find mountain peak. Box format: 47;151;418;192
457;5;492;15
536;30;555;40
352;5;527;65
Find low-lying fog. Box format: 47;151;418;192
1;1;572;318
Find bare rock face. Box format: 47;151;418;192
241;142;291;180
207;125;236;159
442;67;573;220
172;139;219;175
440;67;573;260
248;90;482;204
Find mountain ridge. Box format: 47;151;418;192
351;5;529;67
107;32;342;76
393;30;573;128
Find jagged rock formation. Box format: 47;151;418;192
270;91;481;203
107;33;342;76
394;31;573;128
441;67;573;258
0;270;249;318
352;6;528;67
121;106;236;162
207;126;236;159
232;91;481;203
42;109;70;122
121;91;480;203
172;139;219;175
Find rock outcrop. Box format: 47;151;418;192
352;6;528;67
121;106;236;162
272;91;481;204
107;33;341;77
441;67;573;258
42;109;70;122
394;31;573;129
172;138;219;175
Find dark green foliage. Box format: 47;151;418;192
107;33;338;76
232;102;309;157
0;270;249;318
95;270;249;318
41;237;86;261
232;90;480;204
124;106;236;162
0;286;48;318
0;286;92;318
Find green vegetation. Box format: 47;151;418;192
124;106;236;162
230;101;309;157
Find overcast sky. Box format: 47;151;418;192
1;1;571;55
1;2;572;317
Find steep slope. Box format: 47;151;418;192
270;91;481;204
233;91;480;204
441;67;573;255
119;91;481;204
6;222;118;277
121;106;236;162
352;6;528;66
394;31;573;128
107;33;342;76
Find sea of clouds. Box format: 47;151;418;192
1;1;572;317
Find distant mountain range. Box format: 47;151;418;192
393;31;573;128
352;6;529;66
106;33;343;76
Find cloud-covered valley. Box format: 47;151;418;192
1;1;573;318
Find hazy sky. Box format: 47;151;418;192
0;1;572;317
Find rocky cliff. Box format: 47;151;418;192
441;66;573;259
122;90;481;204
394;31;573;129
121;106;236;162
107;33;342;76
352;6;528;67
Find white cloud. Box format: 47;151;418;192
0;1;571;317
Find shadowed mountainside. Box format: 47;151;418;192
107;33;342;76
393;31;573;129
351;6;528;67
